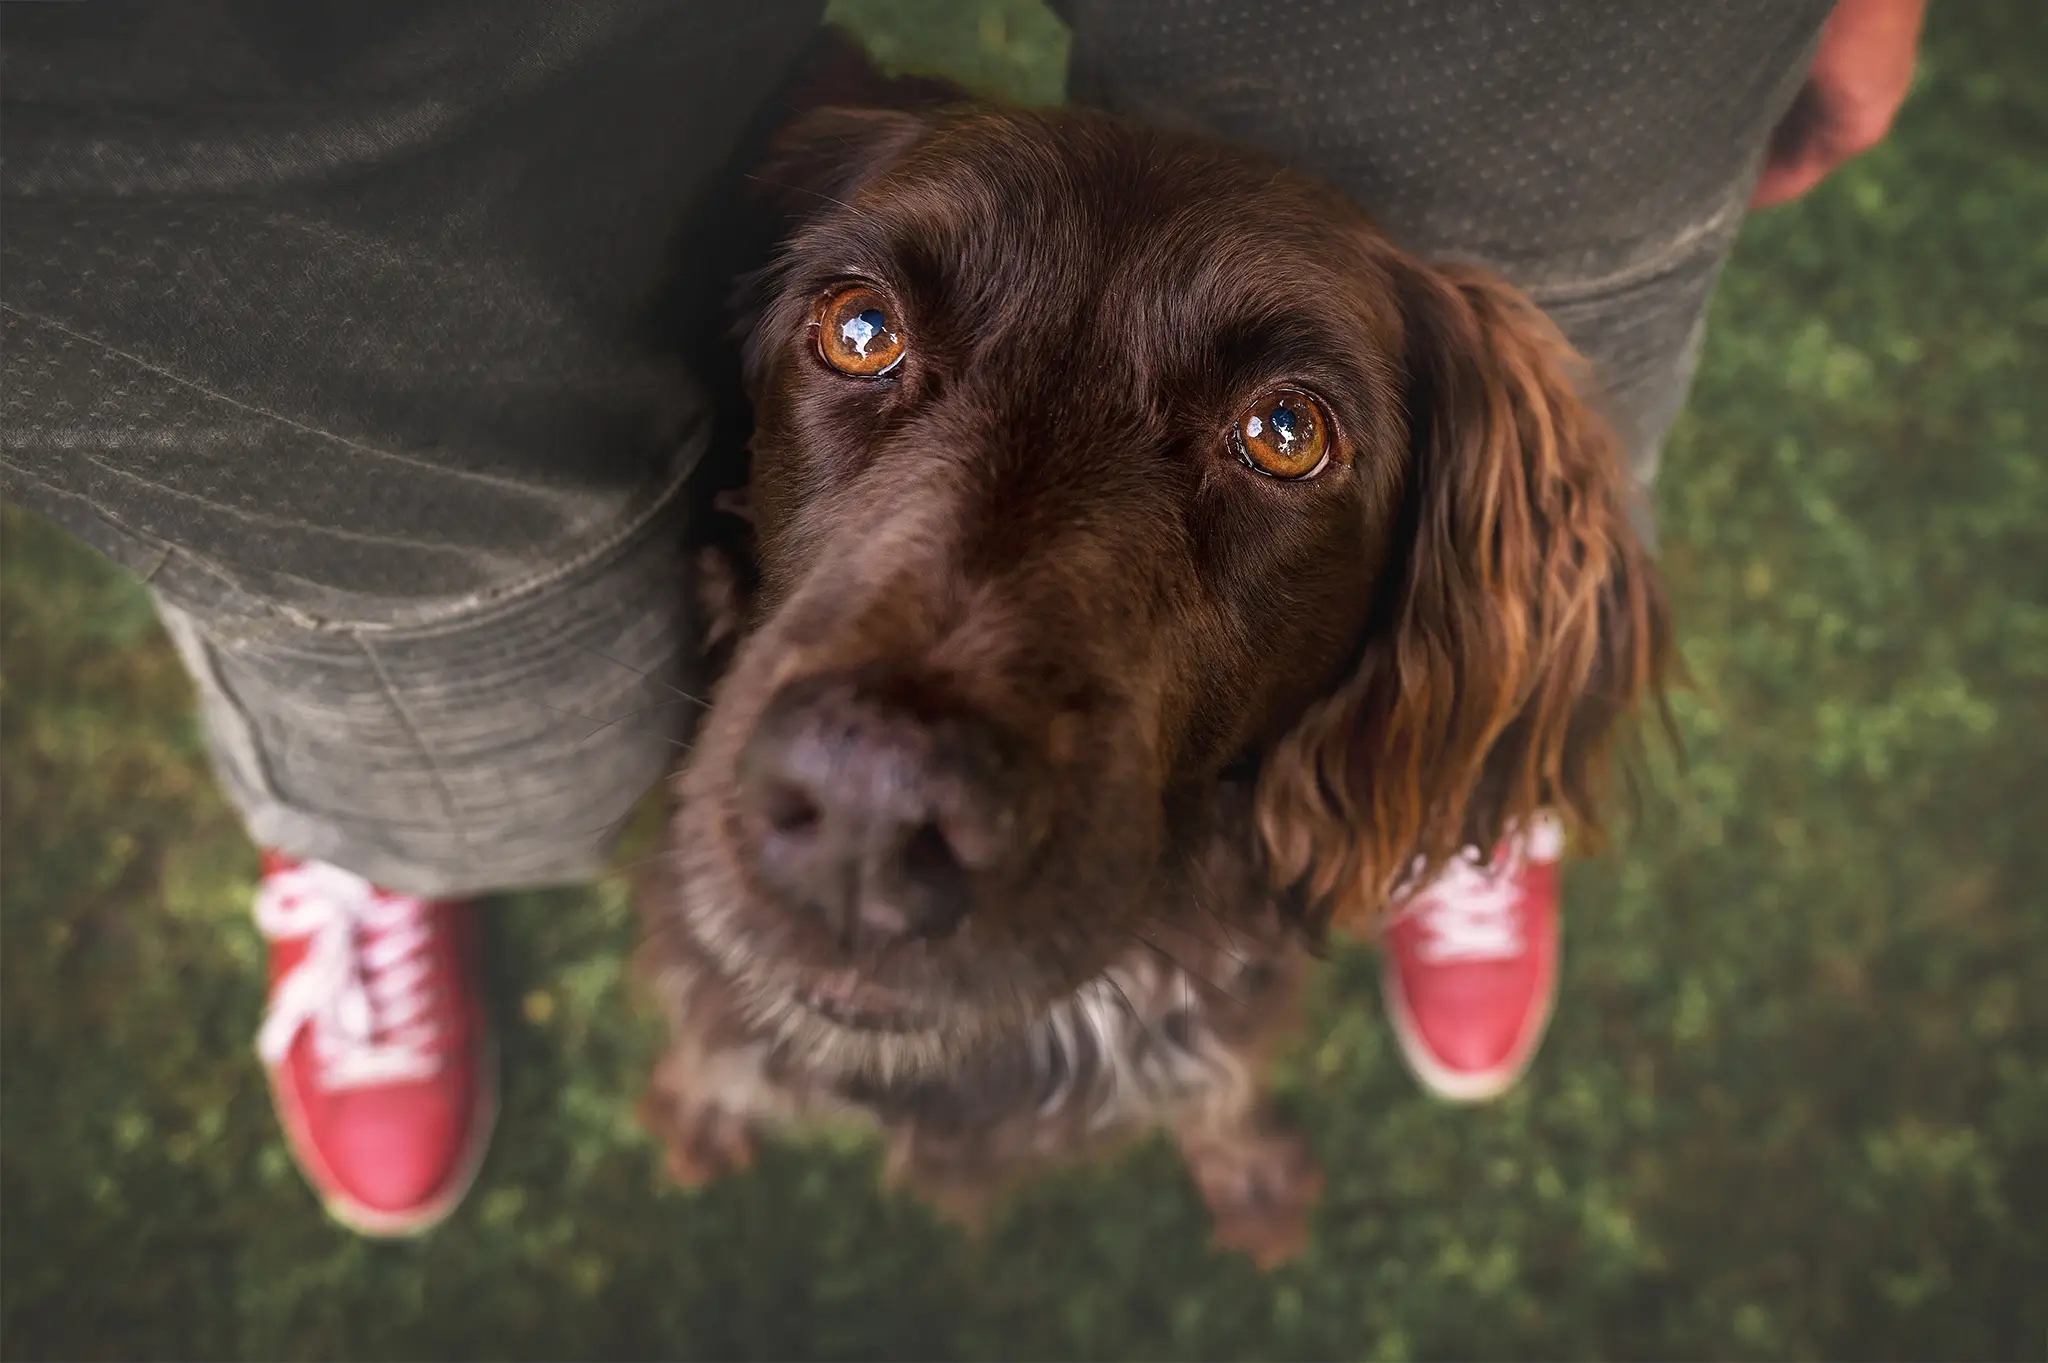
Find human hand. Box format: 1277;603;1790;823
1751;0;1926;208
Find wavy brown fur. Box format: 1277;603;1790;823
1256;261;1672;935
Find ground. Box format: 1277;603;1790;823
2;2;2043;1358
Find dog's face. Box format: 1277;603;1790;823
666;107;1667;1080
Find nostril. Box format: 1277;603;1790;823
869;819;968;941
760;781;822;839
739;675;1045;945
899;820;963;882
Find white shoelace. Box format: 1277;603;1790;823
254;861;444;1091
1396;814;1563;965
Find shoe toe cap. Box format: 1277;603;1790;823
314;1083;473;1216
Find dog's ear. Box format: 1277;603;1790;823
750;104;931;224
744;24;954;220
1256;258;1672;937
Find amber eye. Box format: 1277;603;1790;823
1232;387;1333;480
813;284;907;377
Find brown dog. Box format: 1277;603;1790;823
637;71;1670;1267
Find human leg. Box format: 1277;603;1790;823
2;0;826;1224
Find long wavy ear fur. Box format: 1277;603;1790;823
1256;257;1673;937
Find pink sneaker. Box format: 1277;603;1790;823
253;853;495;1236
1381;813;1564;1103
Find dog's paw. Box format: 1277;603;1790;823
1179;1125;1325;1270
640;1082;758;1188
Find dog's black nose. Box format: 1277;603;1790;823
737;673;1030;947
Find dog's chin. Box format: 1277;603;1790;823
721;958;1014;1082
671;863;1019;1082
769;999;983;1083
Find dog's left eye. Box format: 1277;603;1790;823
1232;387;1333;480
813;284;907;377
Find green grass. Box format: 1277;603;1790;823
4;2;2044;1358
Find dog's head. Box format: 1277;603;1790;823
666;105;1668;1079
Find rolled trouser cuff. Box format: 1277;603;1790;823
152;463;699;900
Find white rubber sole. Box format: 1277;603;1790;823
1382;943;1559;1106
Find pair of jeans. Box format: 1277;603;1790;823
0;0;1832;895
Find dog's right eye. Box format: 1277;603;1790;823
812;285;907;377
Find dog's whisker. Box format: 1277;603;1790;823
539;700;698;752
566;694;706;748
630;919;687;955
1098;972;1168;1058
567;640;710;708
553;812;641;847
1149;912;1252;972
548;793;683;854
742;172;886;231
1188;890;1252;961
594;849;680;888
1134;930;1244;1009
